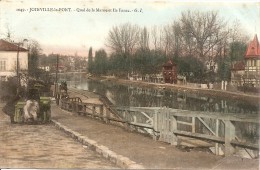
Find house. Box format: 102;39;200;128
162;59;177;84
230;35;260;87
243;35;260;87
0;39;28;81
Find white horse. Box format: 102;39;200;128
23;100;39;122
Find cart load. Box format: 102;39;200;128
14;87;51;124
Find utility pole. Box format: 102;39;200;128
16;43;20;88
54;55;59;96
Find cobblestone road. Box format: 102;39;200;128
0;104;118;169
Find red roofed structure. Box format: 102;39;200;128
231;35;260;87
243;34;260;87
0;39;28;81
0;39;27;52
162;59;177;84
245;35;260;59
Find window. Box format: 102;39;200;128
252;60;256;66
247;60;251;67
0;60;6;71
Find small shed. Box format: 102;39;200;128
162;59;177;84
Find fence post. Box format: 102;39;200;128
159;107;166;142
123;111;126;119
83;104;86;116
170;115;178;146
105;108;110;124
123;110;130;130
215;119;220;155
192;117;196;133
153;110;158;140
133;115;137;123
166;108;170;143
224;120;235;156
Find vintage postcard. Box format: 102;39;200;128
0;0;259;169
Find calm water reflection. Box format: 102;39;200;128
71;79;259;114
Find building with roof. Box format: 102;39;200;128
231;35;260;87
0;39;28;81
243;35;260;87
162;59;177;84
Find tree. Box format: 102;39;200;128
180;10;229;60
162;21;183;58
92;49;108;75
88;47;93;73
172;21;183;58
151;25;164;51
28;40;42;78
228;20;249;64
174;56;205;82
106;23;140;56
139;27;150;50
229;41;247;62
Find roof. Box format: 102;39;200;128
0;39;28;52
245;35;260;59
231;61;245;71
163;59;176;67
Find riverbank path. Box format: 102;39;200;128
50;88;259;169
0;102;118;169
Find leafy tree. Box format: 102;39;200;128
28;40;41;78
174;56;205;82
92;49;108;75
88;47;93;73
108;53;129;77
133;49;166;75
229;41;247;62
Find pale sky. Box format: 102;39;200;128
0;0;259;57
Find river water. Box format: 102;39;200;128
67;79;259;115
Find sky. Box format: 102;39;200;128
0;0;259;57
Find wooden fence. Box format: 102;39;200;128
59;95;259;158
60;96;127;127
116;106;259;158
